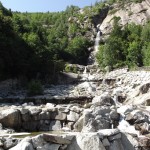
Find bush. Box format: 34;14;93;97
27;80;43;96
65;64;77;73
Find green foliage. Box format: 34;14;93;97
66;37;92;65
27;80;43;96
0;2;94;81
143;43;150;66
65;64;77;73
0;2;12;16
96;20;149;69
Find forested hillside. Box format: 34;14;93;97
97;18;150;68
0;2;95;82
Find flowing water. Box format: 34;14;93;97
88;30;101;65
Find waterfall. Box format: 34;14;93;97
94;31;101;54
88;30;101;65
83;66;87;74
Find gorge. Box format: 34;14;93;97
0;0;150;150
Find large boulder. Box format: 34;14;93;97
36;143;60;150
67;133;106;150
73;115;84;132
0;109;21;130
3;138;18;150
139;83;150;94
49;120;62;131
109;139;124;150
67;111;80;122
51;111;67;121
121;133;139;150
43;134;73;145
10;142;34;150
92;94;114;106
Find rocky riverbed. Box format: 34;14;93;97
0;68;150;149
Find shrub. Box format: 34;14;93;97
27;80;43;96
65;64;77;73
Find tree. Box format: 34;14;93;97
67;37;91;64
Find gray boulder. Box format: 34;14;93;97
49;120;62;131
92;94;114;106
10;137;34;150
0;109;21;130
67;111;80;122
4;138;18;150
36;143;60;150
67;133;106;150
109;139;124;150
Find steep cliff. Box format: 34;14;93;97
99;0;150;35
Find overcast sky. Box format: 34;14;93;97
0;0;100;12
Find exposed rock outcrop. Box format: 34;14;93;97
100;0;150;35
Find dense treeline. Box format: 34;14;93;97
97;17;150;68
0;2;93;82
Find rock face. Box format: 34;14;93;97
100;0;150;35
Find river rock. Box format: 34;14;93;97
117;105;134;116
43;134;71;145
51;111;67;121
139;137;150;147
0;123;3;130
110;110;120;121
102;138;110;147
19;108;29;115
0;109;21;129
135;122;149;134
139;82;150;94
32;135;46;148
0;139;3;147
92;106;111;117
98;129;120;136
46;103;56;108
69;106;82;113
29;108;42;115
10;142;34;150
33;111;51;121
67;111;80;122
67;133;106;150
73;115;84;132
49;120;62;131
37;143;60;150
109;139;124;150
108;133;122;141
22;113;31;122
10;137;33;150
56;105;69;113
121;133;139;150
92;94;114;106
3;138;18;149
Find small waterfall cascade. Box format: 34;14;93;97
94;31;101;54
83;66;87;74
88;30;101;65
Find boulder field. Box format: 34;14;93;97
0;68;150;149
